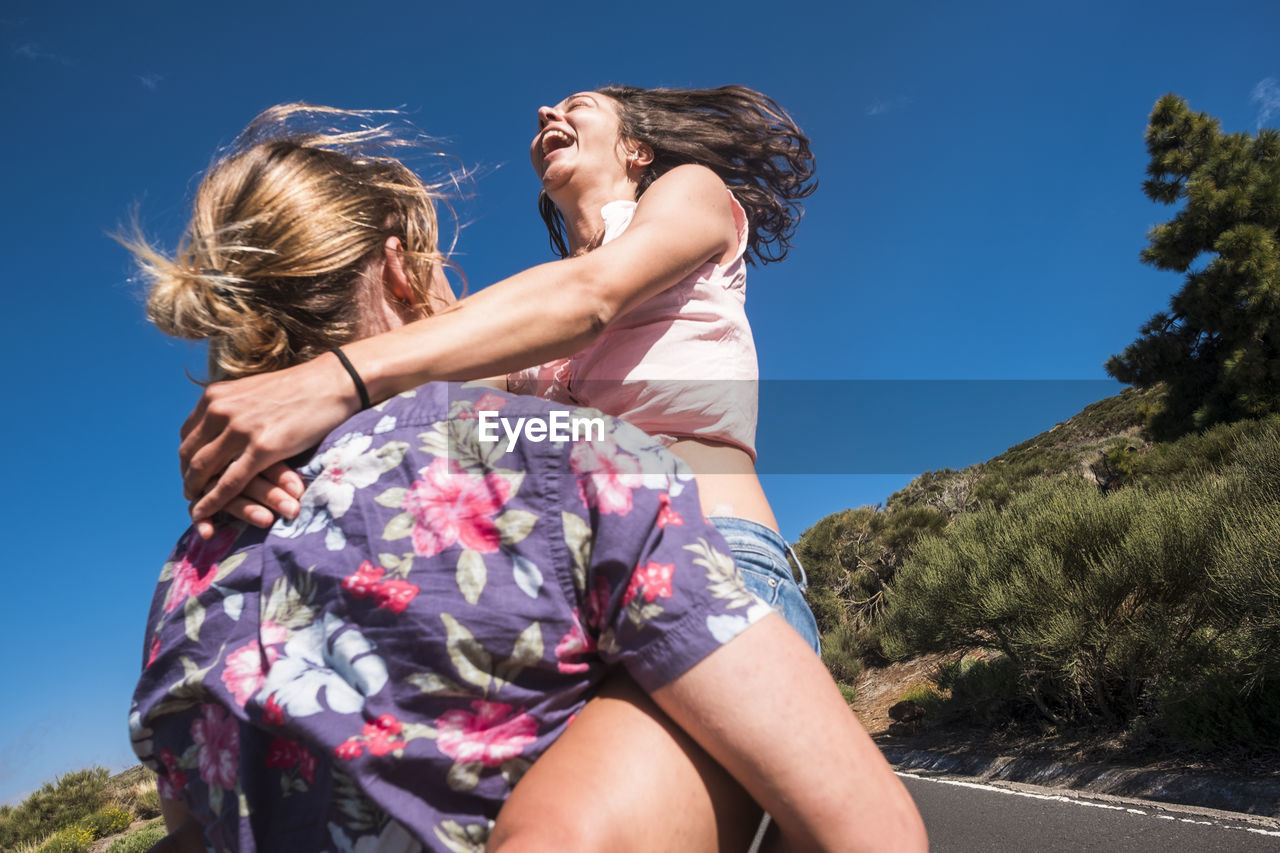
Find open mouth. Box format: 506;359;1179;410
541;129;574;157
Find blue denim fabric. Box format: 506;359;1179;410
709;517;821;654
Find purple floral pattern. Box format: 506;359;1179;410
131;384;770;851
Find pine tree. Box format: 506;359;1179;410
1106;94;1280;436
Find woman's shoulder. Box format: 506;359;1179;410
632;165;739;264
641;164;731;207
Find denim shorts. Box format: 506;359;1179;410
709;517;821;654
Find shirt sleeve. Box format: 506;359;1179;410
564;419;771;693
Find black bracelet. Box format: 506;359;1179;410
330;347;372;410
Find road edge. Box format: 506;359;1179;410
881;744;1280;819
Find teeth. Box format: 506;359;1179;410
542;130;572;156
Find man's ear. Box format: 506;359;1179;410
382;236;414;302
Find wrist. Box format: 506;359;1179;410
318;350;365;418
329;346;371;410
342;329;431;404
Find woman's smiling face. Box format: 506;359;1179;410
529;91;631;193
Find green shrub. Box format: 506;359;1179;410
1166;426;1280;747
106;767;162;821
35;824;95;853
1157;668;1280;749
795;507;885;634
898;684;945;719
882;418;1280;747
1092;436;1145;490
886;468;976;516
81;807;132;838
0;768;110;850
885;474;1225;723
932;654;1026;726
1118;414;1280;489
105;820;167;853
796;501;947;655
820;622;866;684
133;787;161;821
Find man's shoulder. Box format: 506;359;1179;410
312;381;636;460
311;382;689;488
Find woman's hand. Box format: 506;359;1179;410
178;166;736;528
192;463;306;539
181;353;361;524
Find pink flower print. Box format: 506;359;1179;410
475;393;507;412
585;577;611;633
373;713;402;735
147;636;161;668
656;493;684;528
373;579;419;614
155;772;184;801
403;458;513;557
156;749;188;800
457;392;507;420
571;435;643;515
342;561;386;599
623;562;676;607
367;731;400;757
163;526;239;613
435;700;537;767
334;738;363;761
221;642;264;706
222;640;278;706
555;608;596;674
191;704;239;791
260;620;289;650
297;746;316;783
264;737;317;783
265;737;303;770
262;693;285;727
344;564;418;613
361;714;407;757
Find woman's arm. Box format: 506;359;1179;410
651;615;929;852
182;165;737;521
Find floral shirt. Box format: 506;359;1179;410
130;383;771;852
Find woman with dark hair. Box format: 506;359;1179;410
131;103;924;853
535;85;813;263
185;84;820;645
165;87;906;849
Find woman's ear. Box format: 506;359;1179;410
631;143;654;168
623;141;654;171
382;236;414;303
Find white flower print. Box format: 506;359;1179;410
277;432;407;550
261;613;389;718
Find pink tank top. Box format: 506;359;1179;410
507;193;759;458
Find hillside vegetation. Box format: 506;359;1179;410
827;90;1277;752
798;384;1280;751
0;766;164;853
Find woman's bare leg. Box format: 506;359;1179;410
150;795;204;853
488;672;761;853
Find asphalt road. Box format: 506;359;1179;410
900;772;1280;852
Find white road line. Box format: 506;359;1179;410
895;771;1280;838
895;772;1132;810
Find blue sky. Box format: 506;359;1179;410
2;0;1277;805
